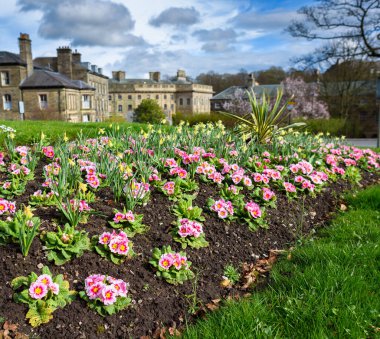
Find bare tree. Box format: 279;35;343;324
287;0;380;66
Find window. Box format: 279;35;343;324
108;95;112;100
39;94;48;109
179;98;183;106
164;95;167;100
1;72;10;86
138;95;141;100
3;94;11;110
147;94;151;99
82;95;90;109
164;104;167;110
156;95;159;99
171;104;174;110
82;114;89;122
118;105;123;112
118;94;122;100
171;95;174;100
128;95;132;100
128;104;132;111
187;98;191;105
214;103;221;109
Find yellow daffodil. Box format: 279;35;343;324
24;206;34;219
79;182;87;192
63;132;68;142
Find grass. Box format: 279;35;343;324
182;185;380;339
0;120;150;145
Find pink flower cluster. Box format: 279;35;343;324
163;181;175;195
99;230;130;256
84;274;128;305
169;167;188;179
290;161;313;175
196;162;224;184
68;199;91;212
113;210;135;223
262;187;275;201
158;252;188;270
252;172;270;184
42;146;55;159
80;161;100;188
177;218;203;238
283;182;296;193
245;201;262;218
44;162;61;176
29;274;59;299
8;163;30;176
211;198;234;219
16;146;30;157
0;198;16;214
0;152;4;166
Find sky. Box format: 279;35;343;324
0;0;320;79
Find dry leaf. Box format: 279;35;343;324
340;204;347;211
220;278;232;288
168;327;181;336
3;321;18;332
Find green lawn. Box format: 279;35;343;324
0;120;150;145
182;185;380;339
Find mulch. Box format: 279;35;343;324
0;168;379;338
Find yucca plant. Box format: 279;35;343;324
222;89;304;144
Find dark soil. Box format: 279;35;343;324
0;169;379;338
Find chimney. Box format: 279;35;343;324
98;68;103;75
18;33;33;77
150;71;160;82
177;69;186;81
91;65;98;73
246;73;256;87
112;71;125;81
57;46;72;79
72;49;81;64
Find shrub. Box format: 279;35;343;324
134;99;166;124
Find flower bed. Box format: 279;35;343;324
0;123;378;337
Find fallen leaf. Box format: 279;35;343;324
168;327;181;336
340;204;347;211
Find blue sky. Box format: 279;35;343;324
0;0;319;78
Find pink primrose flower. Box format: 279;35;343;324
99;232;112;245
36;274;53;286
101;286;117;305
29;282;48;299
159;254;174;270
113;212;125;223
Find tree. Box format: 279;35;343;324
282;77;330;119
134;99;166;124
255;66;286;84
222;88;252;116
287;0;380;67
319;58;377;120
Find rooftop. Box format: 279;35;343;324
20;70;95;90
0;51;26;66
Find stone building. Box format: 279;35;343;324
109;69;213;120
0;33;108;122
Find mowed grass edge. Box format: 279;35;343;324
181;185;380;339
0;120;153;145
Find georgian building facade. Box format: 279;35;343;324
108;70;213;120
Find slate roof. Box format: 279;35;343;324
20;70;95;90
109;78;192;85
211;84;282;100
0;51;26;66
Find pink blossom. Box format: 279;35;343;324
101;286;117;305
99;232;112;245
29;282;48;299
159;254;174;270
